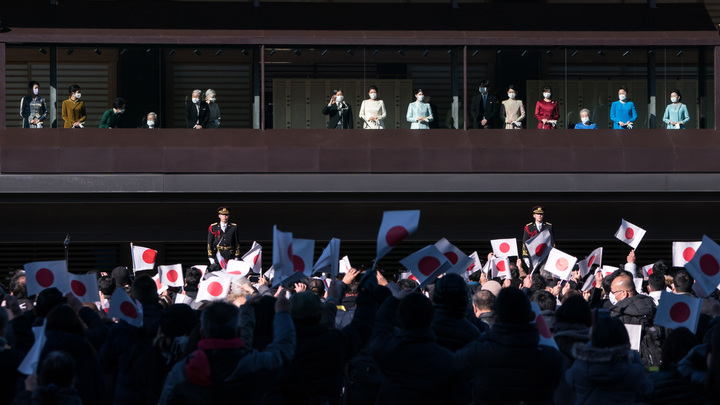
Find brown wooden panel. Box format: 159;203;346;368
619;130;675;172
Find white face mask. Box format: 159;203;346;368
417;95;424;102
480;87;488;94
507;93;516;99
192;97;200;104
33;88;39;96
619;94;627;101
609;293;618;306
671;97;678;103
543;92;551;99
117;109;125;114
75;92;82;99
369;93;377;100
336;96;344;103
581;117;589;124
147;120;155;127
209;98;216;103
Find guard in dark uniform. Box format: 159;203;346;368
521;206;555;274
207;206;241;265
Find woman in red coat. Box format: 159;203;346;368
535;85;559;129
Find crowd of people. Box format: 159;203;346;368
20;80;691;131
0;238;719;404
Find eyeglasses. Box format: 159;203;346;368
611;290;629;296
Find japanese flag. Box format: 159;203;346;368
108;287;143;328
174;293;195;306
400;245;451;289
67;273;101;303
18;319;47;375
673;241;702;268
339;256;352;274
376;210;420;262
272;226;294;287
241;241;262;274
491;238;519;258
263;267;275;282
313;238;340;277
216;251;228;270
544;248;577;281
615;219;646;249
531;302;558;349
491;257;511;280
226;260;252;278
196;274;231;302
462;251;483;281
685;235;720;296
577;247;603;277
601;265;619;277
131;244;157;272
581;274;596;292
434;238;474;276
191;265;207;278
158;264;184;287
153;274;168;295
524;229;552;271
291;238;315;277
24;260;69;296
642;264;654;278
654;291;702;334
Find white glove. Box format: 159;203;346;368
627;122;634;129
209;257;216;265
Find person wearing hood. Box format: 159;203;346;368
566;317;652;404
430;274;485;352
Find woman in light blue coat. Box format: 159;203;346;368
406;89;433;129
662;89;690;129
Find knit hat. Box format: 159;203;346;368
289;292;321;321
481;280;502;297
494;287;533;325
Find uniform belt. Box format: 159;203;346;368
217;246;234;251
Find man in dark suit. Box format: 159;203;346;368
521;206;556;274
470;80;498;129
322;89;354;129
185;89;209;129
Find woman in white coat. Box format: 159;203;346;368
406;89;433;129
359;85;387;129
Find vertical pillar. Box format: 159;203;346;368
49;45;58;128
715;46;720;130
698;47;707;129
450;47;458;129
252;46;261;129
463;45;468;131
261;44;265;130
0;43;5;130
647;48;656;129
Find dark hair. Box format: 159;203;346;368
432;273;469;309
309;279;325;299
555;295;591;327
68;84;81;94
161;304;198;338
601;273;614;295
28;81;40;91
0;308;8;334
591;317;630;348
661;327;699;370
652;260;669;276
507;84;516;92
542;85;552;94
398;293;434;330
333;89;343;95
531;273;547;292
251;296;276;351
647;272;665;292
531;290;557;311
10;272;27;299
494;287;533;325
368;85;378;92
36;288;65;318
131;275;158;305
673;270;694;293
38;351;77;388
97;276;116;296
201;302;240;339
46;304;85;337
619;85;629;94
186;267;202;287
415;88;424;95
509;262;520;280
113;97;126;109
480;80;491;88
397;279;419;290
473;290;495;311
671;89;682;101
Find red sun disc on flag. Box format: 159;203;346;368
166;270;179;283
499;243;510;253
700;254;720;276
253;254;260;264
70;280;86;297
588;254;597;266
36;268;54;288
208;281;224;297
669;302;691;323
625;228;635;240
535;244;547;257
120;301;138;318
444;252;458;265
386;226;409;247
683;247;696;262
293;256;305;273
142;249;156;264
467;263;475;272
418;256;440;276
536;314;553;338
497;260;507;273
556;258;569;272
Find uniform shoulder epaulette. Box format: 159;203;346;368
546;222;552;225
525;222;533;227
210;222;218;226
230;223;238;226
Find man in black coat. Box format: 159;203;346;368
322;89;354;129
470;79;498;129
185;89;209;129
206;206;241;266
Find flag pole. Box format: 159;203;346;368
130;243;135;272
63;233;70;270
